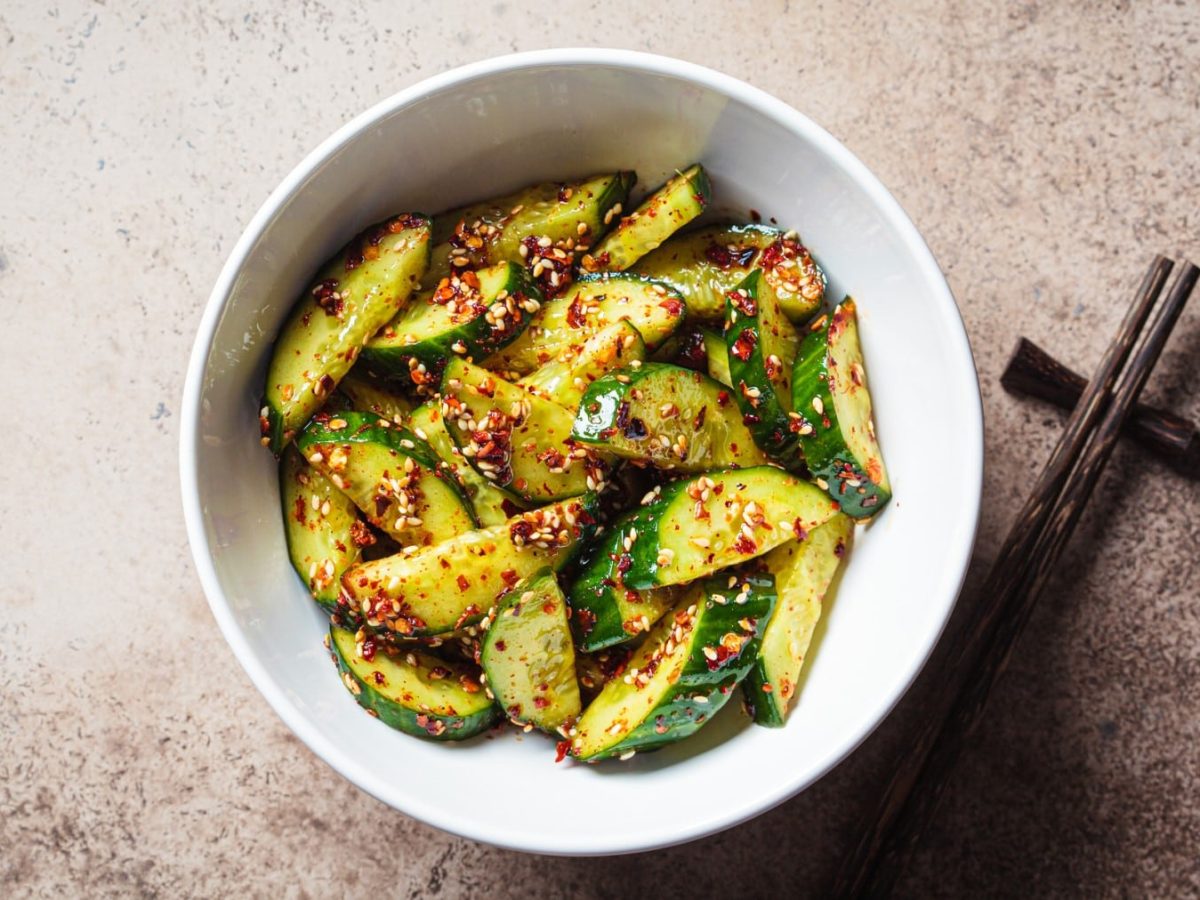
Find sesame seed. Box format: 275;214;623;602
812;396;825;415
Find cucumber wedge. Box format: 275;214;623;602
518;320;646;411
262;214;431;452
440;358;612;503
279;446;363;613
614;466;841;589
569;573;775;761
791;299;891;517
744;515;853;725
342;495;598;636
568;506;682;651
426;172;635;293
486;274;685;376
479;569;581;732
571;362;767;472
330;625;498;741
296;412;477;547
587;164;711;272
406;401;521;528
725;269;802;464
335;372;413;421
362;262;541;390
631;223;825;323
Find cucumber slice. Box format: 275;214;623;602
518;320;646;411
279;446;363;613
744;515;853;726
479;569;581;732
791;299;891;517
440;358;612;503
704;329;732;386
587;164;711;272
335;371;413;421
262;214;431;452
614;466;840;589
569;573;776;761
571;362;767;472
296;412;477;547
725;269;802;464
631;224;825;323
426;172;635;294
406;401;521;528
485;274;685;376
362;262;542;391
329;625;498;741
342;495;598;636
568;505;683;651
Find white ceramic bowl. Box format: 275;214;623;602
181;49;982;855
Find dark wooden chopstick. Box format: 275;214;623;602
830;256;1195;897
1002;337;1198;471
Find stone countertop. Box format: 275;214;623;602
2;2;1197;896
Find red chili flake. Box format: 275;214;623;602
555;740;570;762
361;637;377;662
730;289;758;317
311;279;344;318
731;328;757;361
658;297;684;317
536;446;567;469
494;639;507;651
616;553;633;575
716;390;731;407
566;295;590;329
509;519;535;544
499;568;520;588
674;328;708;371
372;670;385;685
733;532;758;555
575;607;597;635
293;496;306;524
704;242;757;269
349;519;376;548
792;519;808;541
693;405;707;431
615;401;647;441
373;493;391;519
456;574;470;591
834;539;847;558
533;697;550;709
704;644;736;671
542;601;557;615
389;212;425;232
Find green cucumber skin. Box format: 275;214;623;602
263;214;431;452
330;627;499;741
591;165;712;272
361;263;542;390
295;411;479;537
571;574;776;761
724;269;801;465
279;446;361;613
791;303;892;518
567;504;670;651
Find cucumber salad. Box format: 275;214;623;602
260;164;890;761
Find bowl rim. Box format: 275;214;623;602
180;47;983;856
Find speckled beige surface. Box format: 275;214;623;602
2;2;1198;897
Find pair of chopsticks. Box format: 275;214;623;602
830;256;1199;897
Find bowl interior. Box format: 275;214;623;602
184;52;981;855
